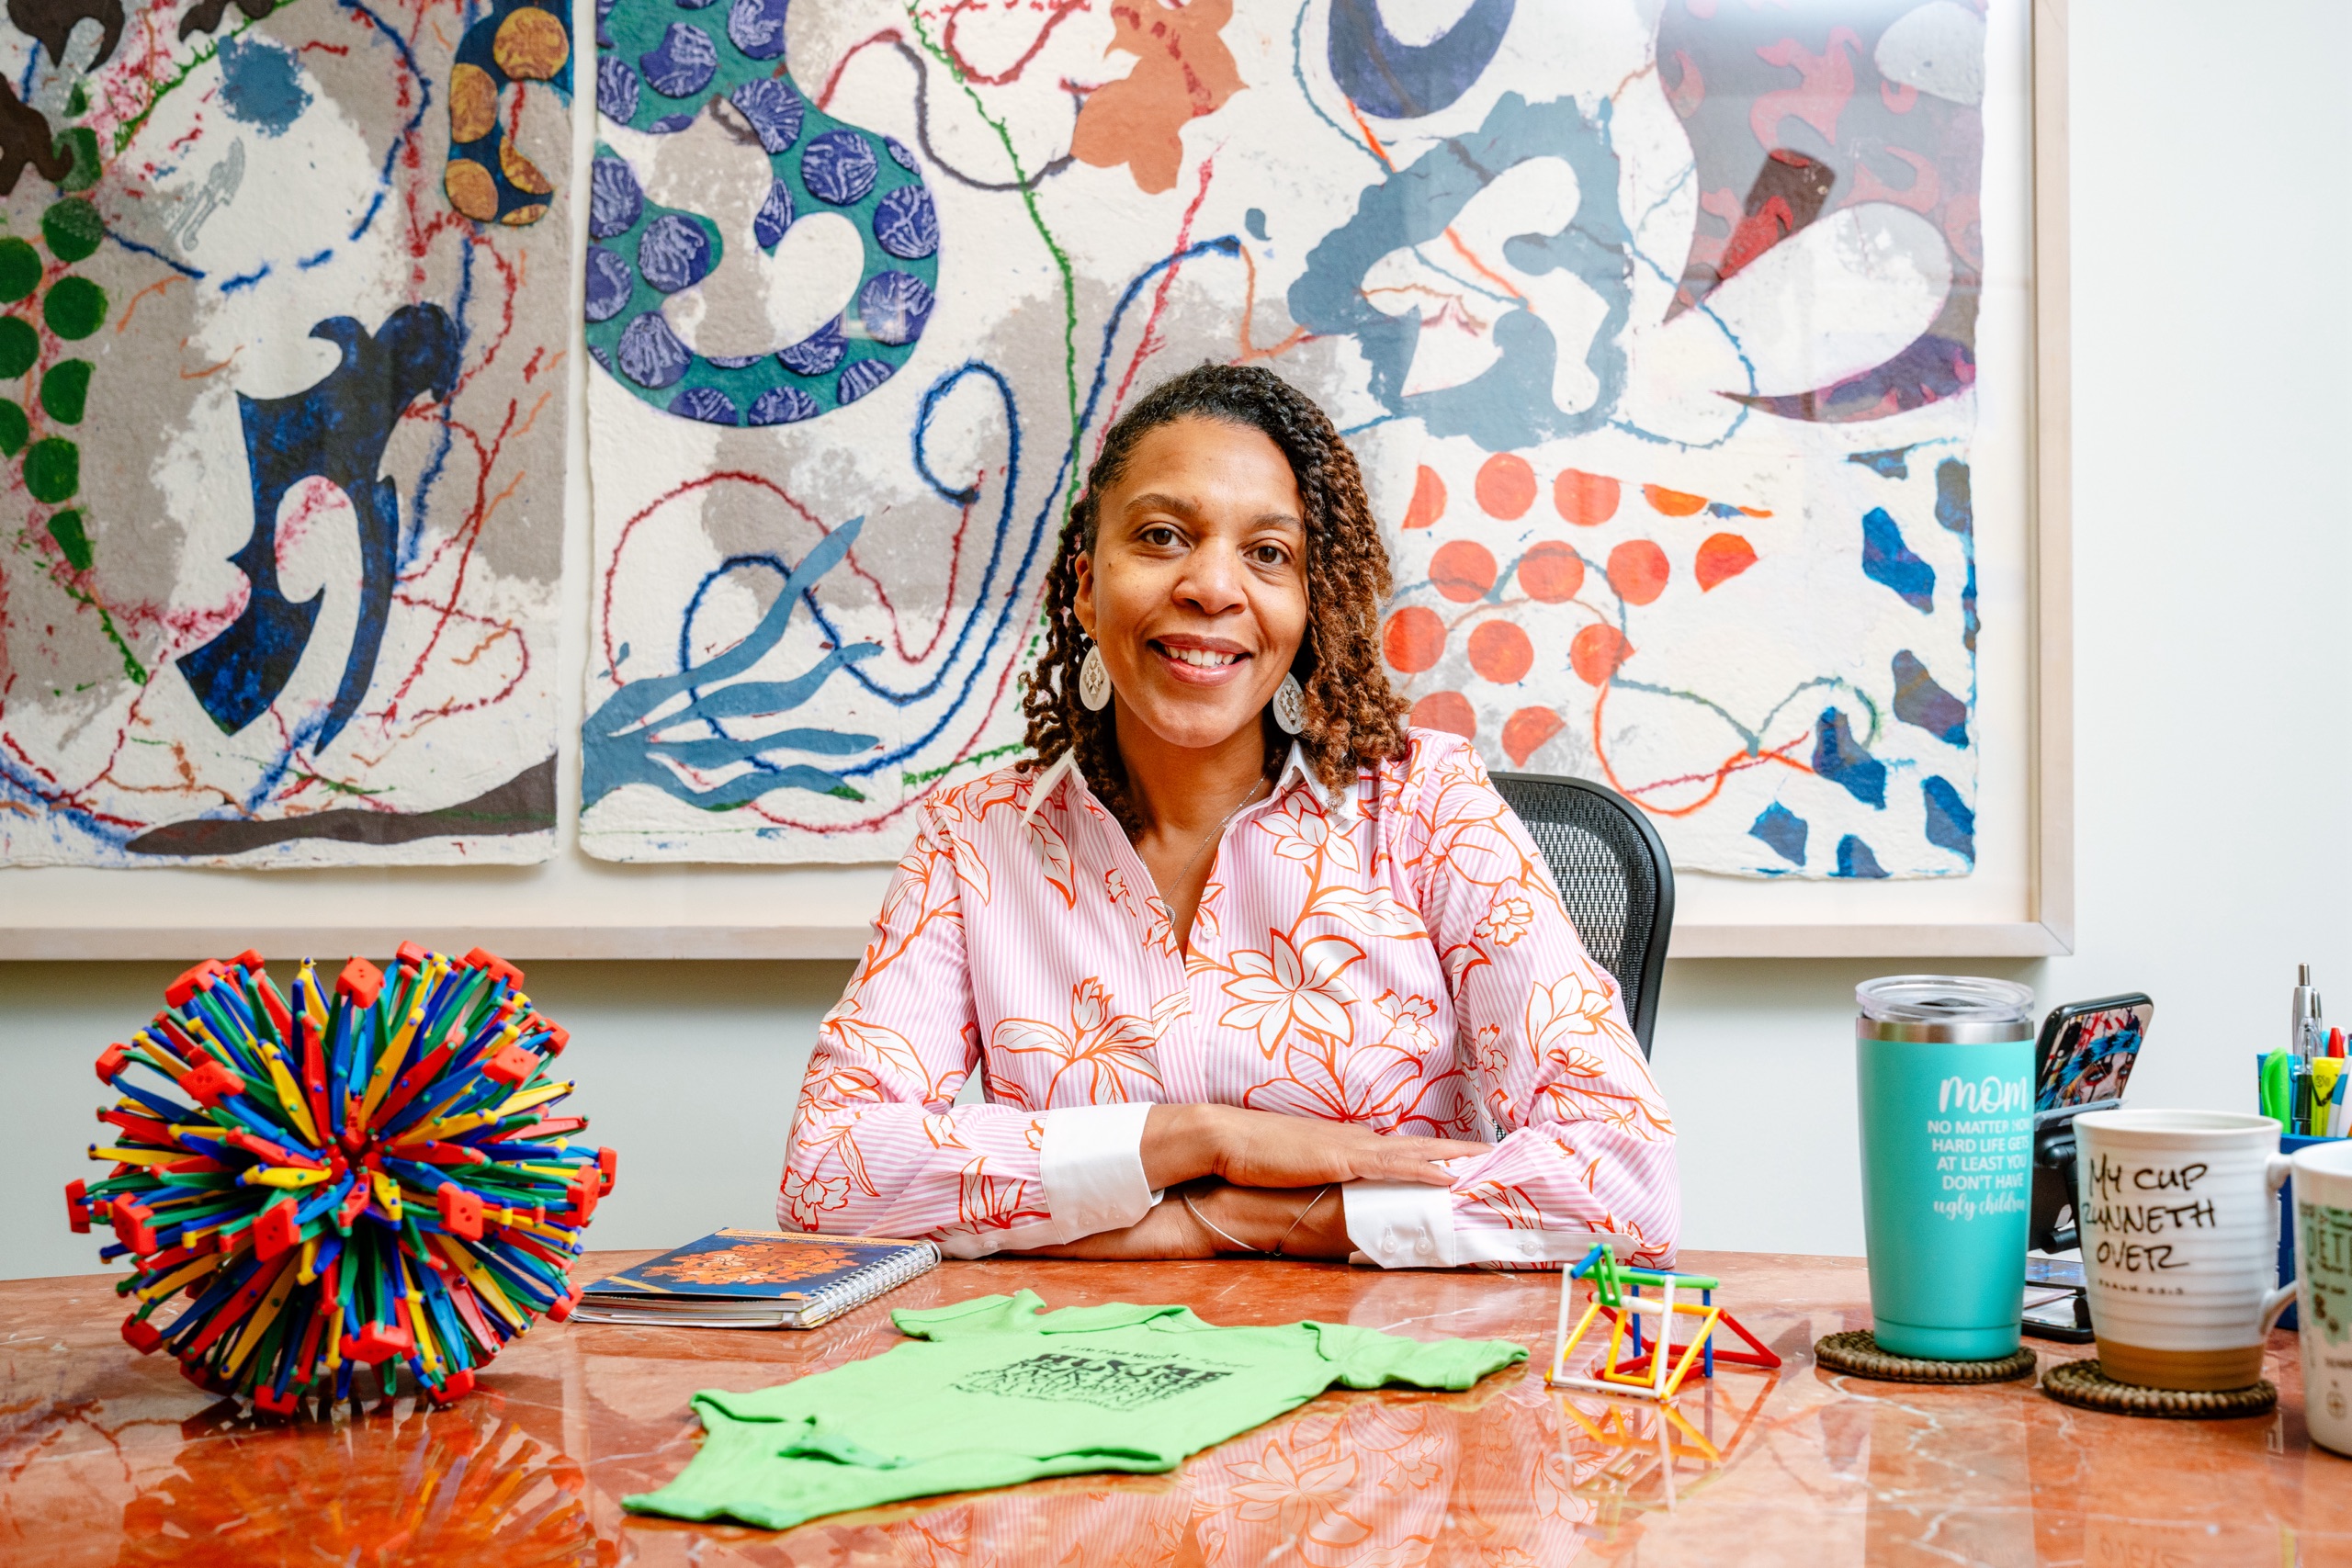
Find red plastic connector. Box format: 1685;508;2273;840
546;1281;583;1323
254;1384;300;1416
427;1368;475;1405
539;1024;570;1057
164;960;225;1010
341;1320;414;1364
180;1058;246;1108
437;1182;485;1241
481;1043;538;1086
335;956;384;1010
121;1315;164;1354
395;941;429;971
65;1179;90;1234
109;1197;156;1254
252;1198;300;1261
232;949;266;973
596;1146;617;1195
461;947;526;988
95;1043;132;1083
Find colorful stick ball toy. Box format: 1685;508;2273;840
65;945;615;1414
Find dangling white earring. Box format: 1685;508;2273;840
1272;673;1306;735
1079;644;1113;712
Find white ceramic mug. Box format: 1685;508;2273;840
2073;1110;2295;1391
2293;1139;2352;1455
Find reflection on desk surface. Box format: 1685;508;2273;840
1;1252;2343;1566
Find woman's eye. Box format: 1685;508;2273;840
1251;544;1290;567
1139;525;1179;547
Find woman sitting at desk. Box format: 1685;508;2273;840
780;365;1677;1268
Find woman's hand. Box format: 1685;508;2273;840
1142;1103;1482;1191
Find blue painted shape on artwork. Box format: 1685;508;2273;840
704;353;762;368
641;23;716;97
1835;835;1890;879
730;77;804;152
596;0;616;46
801;128;877;206
584;245;633;321
1892;649;1969;745
748;384;817;424
671;386;740;424
1244;207;1267;242
1812;707;1886;808
1749;802;1808;866
581;515;881;809
1327;0;1514;119
777;317;845;375
617;311;691;388
873;184;938;260
176;306;460;748
589;154;643;240
218;36;311;137
648;112;695;132
1936;458;1979;650
837;357;894;403
727;0;788;59
637;213;713;293
597;55;639;121
1850;446;1913;479
1289;93;1631;453
858;270;933;347
884;135;917;171
1922;775;1975;863
1861;506;1935;612
752;180;795;250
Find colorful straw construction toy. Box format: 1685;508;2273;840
64;945;612;1415
1547;1243;1781;1402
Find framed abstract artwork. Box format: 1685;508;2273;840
0;0;2070;959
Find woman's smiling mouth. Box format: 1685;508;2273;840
1149;636;1251;684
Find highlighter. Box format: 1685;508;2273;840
2260;1047;2294;1127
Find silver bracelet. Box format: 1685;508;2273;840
1181;1190;1261;1253
1274;1185;1335;1257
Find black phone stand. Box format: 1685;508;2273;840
2022;1114;2094;1343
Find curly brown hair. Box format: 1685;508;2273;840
1021;363;1409;828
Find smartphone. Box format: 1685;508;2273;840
2033;993;2154;1121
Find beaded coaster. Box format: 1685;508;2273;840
1812;1329;2039;1384
2041;1358;2278;1419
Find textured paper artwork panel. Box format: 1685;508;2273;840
582;0;1984;877
0;0;572;866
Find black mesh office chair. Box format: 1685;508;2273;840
1488;773;1674;1059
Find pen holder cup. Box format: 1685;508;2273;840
2253;1050;2337;1331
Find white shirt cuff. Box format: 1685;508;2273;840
1039;1101;1158;1239
1343;1180;1635;1268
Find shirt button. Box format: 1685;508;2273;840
1381;1227;1396;1250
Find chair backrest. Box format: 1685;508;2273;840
1488;772;1674;1059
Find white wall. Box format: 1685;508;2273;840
3;0;2346;1279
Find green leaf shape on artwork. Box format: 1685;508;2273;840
0;398;26;456
0;239;40;303
41;199;103;264
46;507;90;570
56;129;99;193
65;83;85;118
24;436;79;502
42;276;105;340
0;316;37;378
40;358;90;423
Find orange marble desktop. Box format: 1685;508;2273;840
2;1252;2344;1566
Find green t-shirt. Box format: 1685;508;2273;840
624;1290;1528;1530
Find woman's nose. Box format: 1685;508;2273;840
1174;543;1249;615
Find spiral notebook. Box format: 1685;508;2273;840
571;1228;941;1330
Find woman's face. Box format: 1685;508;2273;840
1074;416;1309;755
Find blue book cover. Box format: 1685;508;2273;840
583;1228;935;1303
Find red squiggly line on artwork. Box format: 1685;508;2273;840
1589;682;1812;818
1099;150;1214;454
935;0;1091;86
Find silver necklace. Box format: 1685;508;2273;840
1167;774;1270;891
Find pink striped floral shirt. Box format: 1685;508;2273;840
780;730;1678;1268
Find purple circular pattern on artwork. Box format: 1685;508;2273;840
589;155;643;240
617;312;692;388
857;270;933;347
648;112;695;133
673;0;715;9
641;23;717;98
636;214;713;294
800;130;876;206
671;386;741;424
727;0;789;59
584;246;633;321
748;385;820;424
704;353;764;368
871;185;937;260
753;180;795;250
596;56;639;123
729;78;803;154
776;317;845;376
885;136;918;171
836;357;895;404
595;0;616;46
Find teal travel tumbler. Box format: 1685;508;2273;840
1855;976;2036;1360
